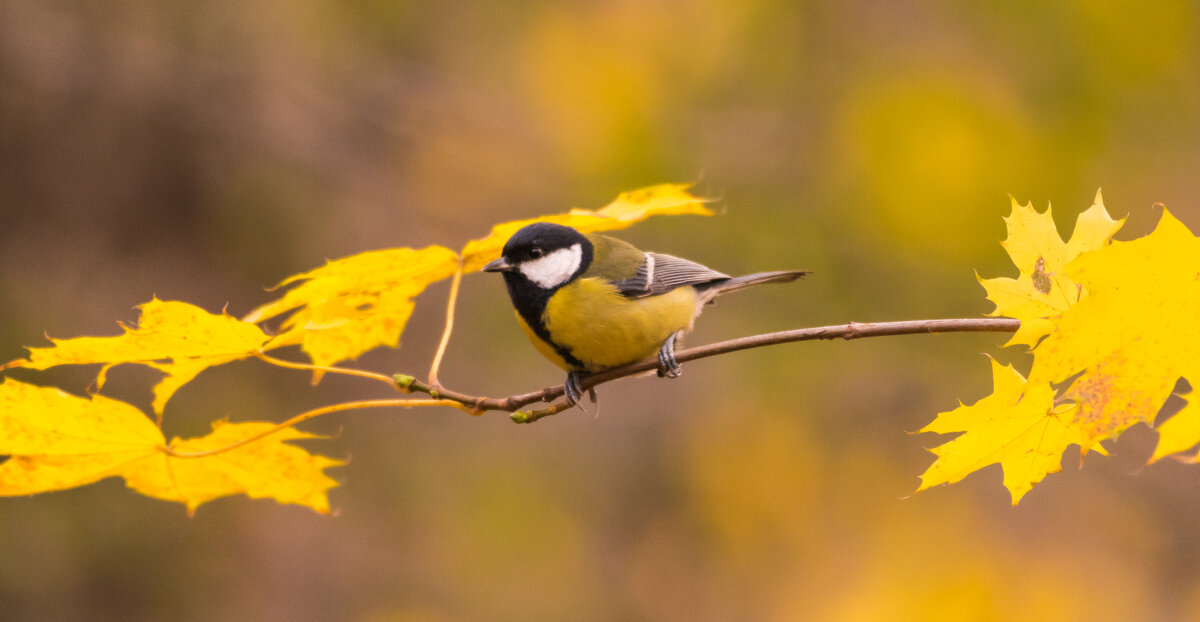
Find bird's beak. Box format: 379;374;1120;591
482;257;514;272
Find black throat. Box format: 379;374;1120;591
501;241;593;370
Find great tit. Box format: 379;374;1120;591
483;222;807;405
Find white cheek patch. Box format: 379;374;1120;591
519;243;583;288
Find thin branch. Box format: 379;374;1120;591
400;317;1021;422
166;317;1020;455
427;262;464;390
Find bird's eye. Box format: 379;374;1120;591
528;247;544;259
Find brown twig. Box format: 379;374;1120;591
398;317;1021;422
168;317;1020;458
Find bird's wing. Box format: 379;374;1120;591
613;253;730;298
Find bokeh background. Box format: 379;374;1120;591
3;2;1200;620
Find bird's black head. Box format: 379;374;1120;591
482;223;595;352
482;222;594;292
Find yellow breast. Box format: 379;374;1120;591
528;278;699;372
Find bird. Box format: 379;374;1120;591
482;222;807;406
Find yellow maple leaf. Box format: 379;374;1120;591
460;182;715;272
0;378;341;513
979;191;1124;347
244;246;461;375
917;359;1093;505
2;299;270;415
1030;208;1200;449
125;421;342;514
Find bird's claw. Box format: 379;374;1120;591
564;371;584;405
564;371;597;407
657;331;683;378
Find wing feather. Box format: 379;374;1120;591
614;253;729;298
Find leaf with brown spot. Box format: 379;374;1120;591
1030;209;1200;451
979;190;1123;347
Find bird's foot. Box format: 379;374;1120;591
564;371;596;408
564;371;584;405
656;331;683;378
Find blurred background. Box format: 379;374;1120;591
2;1;1199;620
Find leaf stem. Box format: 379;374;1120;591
427;261;464;390
160;397;460;459
254;352;397;386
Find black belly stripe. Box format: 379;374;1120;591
545;333;587;370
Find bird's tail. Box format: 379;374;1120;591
704;270;809;299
